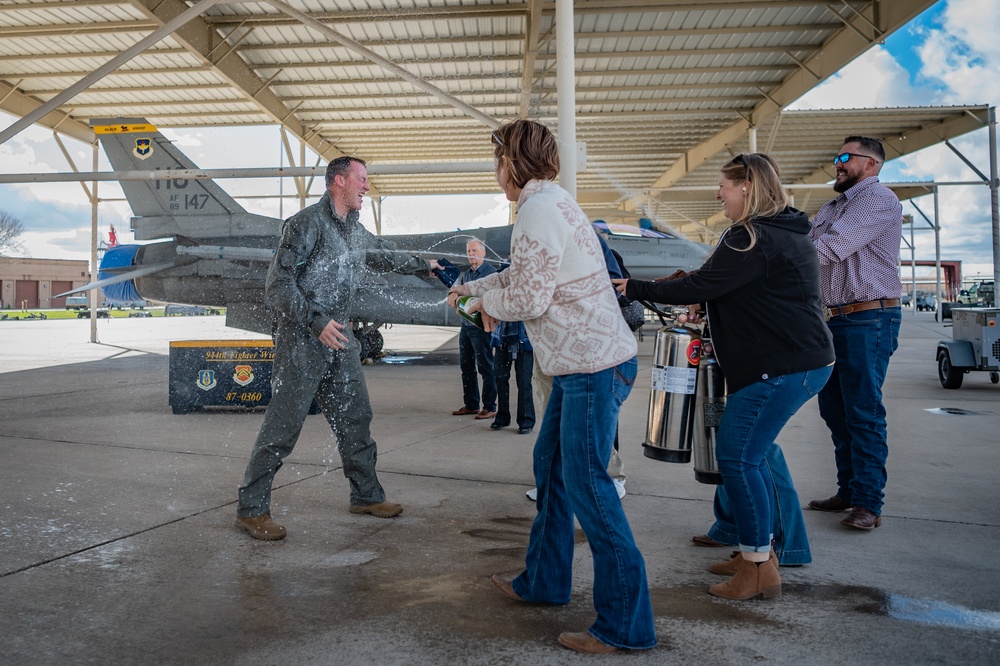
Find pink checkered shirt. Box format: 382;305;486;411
809;176;903;307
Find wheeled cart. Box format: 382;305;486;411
936;308;1000;389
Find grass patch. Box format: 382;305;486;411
2;308;169;320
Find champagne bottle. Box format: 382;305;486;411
456;295;484;328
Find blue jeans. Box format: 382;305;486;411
817;308;900;515
707;444;811;565
512;357;655;650
458;324;496;412
716;366;833;552
493;345;535;429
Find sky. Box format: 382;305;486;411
0;0;997;281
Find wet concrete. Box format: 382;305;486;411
1;313;998;664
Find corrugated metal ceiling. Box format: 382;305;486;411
0;0;989;241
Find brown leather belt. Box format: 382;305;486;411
825;298;900;319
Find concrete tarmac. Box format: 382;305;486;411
1;313;998;664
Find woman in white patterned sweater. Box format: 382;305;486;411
449;119;655;654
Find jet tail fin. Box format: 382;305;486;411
91;118;279;242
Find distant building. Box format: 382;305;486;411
0;258;90;309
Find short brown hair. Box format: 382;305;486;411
843;135;885;161
325;156;366;187
491;119;560;189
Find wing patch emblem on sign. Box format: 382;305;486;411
134;138;152;159
233;365;255;386
196;369;217;391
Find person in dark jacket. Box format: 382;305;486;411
442;239;498;419
489;319;535;434
614;153;834;600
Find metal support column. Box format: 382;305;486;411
90;140;99;343
748;126;757;153
989;106;999;294
278;133;284;219
910;216;916;317
300;140;307;210
371;196;383;236
933;187;942;318
556;0;577;197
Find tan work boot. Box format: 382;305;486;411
234;513;286;540
708;552;780;600
349;501;403;518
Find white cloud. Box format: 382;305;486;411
916;0;1000;103
789;46;925;110
18;228;92;262
160;128;203;149
893;0;1000;279
358;193;508;237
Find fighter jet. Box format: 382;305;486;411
83;117;708;352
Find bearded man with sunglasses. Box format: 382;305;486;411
807;136;903;531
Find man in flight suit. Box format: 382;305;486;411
235;156;427;540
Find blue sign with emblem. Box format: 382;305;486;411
196;369;217;391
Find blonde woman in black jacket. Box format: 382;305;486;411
614;153;834;600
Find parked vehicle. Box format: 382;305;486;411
65;296;89;310
915;292;936;312
957;281;995;307
128;311;152;318
77;309;111;319
105;299;151;310
164;304;221;316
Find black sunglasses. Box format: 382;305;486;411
735;153;751;180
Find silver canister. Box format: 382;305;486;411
693;339;726;484
642;325;701;463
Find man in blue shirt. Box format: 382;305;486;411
438;238;498;419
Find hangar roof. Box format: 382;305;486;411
0;0;990;240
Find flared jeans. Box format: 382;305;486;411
716;366;833;552
512;357;656;650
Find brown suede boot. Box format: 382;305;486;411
709;551;742;576
708;552;780;600
710;550;782;576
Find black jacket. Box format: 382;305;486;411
626;207;834;393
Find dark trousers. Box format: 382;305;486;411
238;325;385;517
493;345;535;429
459;324;496;412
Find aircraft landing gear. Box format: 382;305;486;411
356;324;384;362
